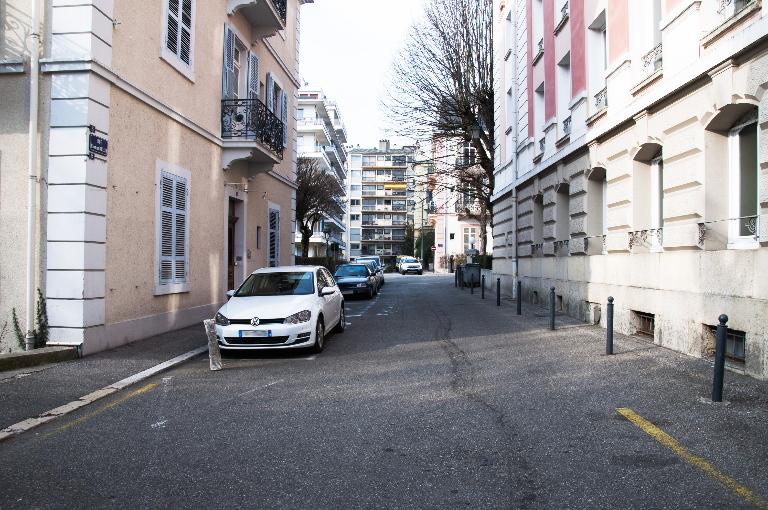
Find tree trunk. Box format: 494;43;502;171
300;225;312;258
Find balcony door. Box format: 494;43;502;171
223;25;258;100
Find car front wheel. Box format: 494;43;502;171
311;317;325;353
334;305;346;333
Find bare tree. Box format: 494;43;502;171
385;0;494;253
295;157;346;258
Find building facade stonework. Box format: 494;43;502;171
0;0;312;354
494;0;768;378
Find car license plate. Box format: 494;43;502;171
239;330;271;338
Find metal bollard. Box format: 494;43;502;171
496;278;501;307
549;287;556;330
481;275;485;299
606;296;614;355
516;280;522;315
203;319;222;371
712;314;728;402
454;270;458;288
470;274;474;295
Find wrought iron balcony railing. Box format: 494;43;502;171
272;0;287;24
641;43;663;75
221;98;284;159
562;116;571;136
594;87;608;110
539;137;545;153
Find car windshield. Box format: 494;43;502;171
335;265;369;277
357;258;379;266
235;272;314;297
402;258;417;263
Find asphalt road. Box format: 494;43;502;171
1;273;767;509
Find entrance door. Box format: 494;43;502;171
228;199;239;290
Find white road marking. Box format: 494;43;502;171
238;379;284;397
151;419;168;429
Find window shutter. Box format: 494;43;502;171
266;73;274;111
281;92;288;147
173;177;188;283
166;0;181;56
247;51;259;100
159;170;189;285
223;25;235;99
159;173;175;284
179;0;193;65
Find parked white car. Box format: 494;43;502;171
214;266;344;353
399;257;423;275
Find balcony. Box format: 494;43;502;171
297;117;332;144
641;43;663;76
533;38;544;64
221;98;284;168
227;0;286;39
594;87;607;111
554;1;569;33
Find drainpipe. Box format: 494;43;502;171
510;2;520;287
24;0;41;351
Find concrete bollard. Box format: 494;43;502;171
549;287;556;330
203;319;222;371
712;314;728;402
496;278;501;307
606;297;614;355
516;280;522;316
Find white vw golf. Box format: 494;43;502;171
214;266;345;353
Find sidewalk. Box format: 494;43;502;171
0;325;207;431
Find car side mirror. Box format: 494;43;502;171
226;290;235;299
320;286;336;296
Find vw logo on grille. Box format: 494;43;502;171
250;317;260;326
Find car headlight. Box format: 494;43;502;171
356;283;368;288
284;310;311;324
215;312;230;326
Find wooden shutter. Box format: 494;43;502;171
281;92;288;147
266;73;274;111
159;171;189;285
223;25;235;99
179;0;193;65
166;0;193;65
165;0;180;56
247;51;259;99
173;177;188;283
159;173;175;284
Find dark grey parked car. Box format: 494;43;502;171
334;264;378;299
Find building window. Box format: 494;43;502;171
351;170;361;179
351;243;360;250
557;52;571;137
350;229;361;241
162;0;195;76
463;227;477;252
650;156;664;237
350;214;360;221
729;113;758;244
588;11;607;114
351;185;361;192
533;194;544;246
350;199;361;207
155;162;190;295
268;208;280;267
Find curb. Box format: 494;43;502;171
0;346;79;372
0;345;208;443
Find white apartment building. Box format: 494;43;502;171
493;0;768;379
345;141;416;265
295;87;347;258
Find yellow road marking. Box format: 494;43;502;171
617;407;768;509
45;383;158;437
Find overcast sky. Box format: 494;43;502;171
299;0;426;149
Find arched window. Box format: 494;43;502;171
729;111;758;244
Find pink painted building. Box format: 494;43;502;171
493;0;768;378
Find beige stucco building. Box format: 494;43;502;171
0;0;312;354
494;0;768;378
